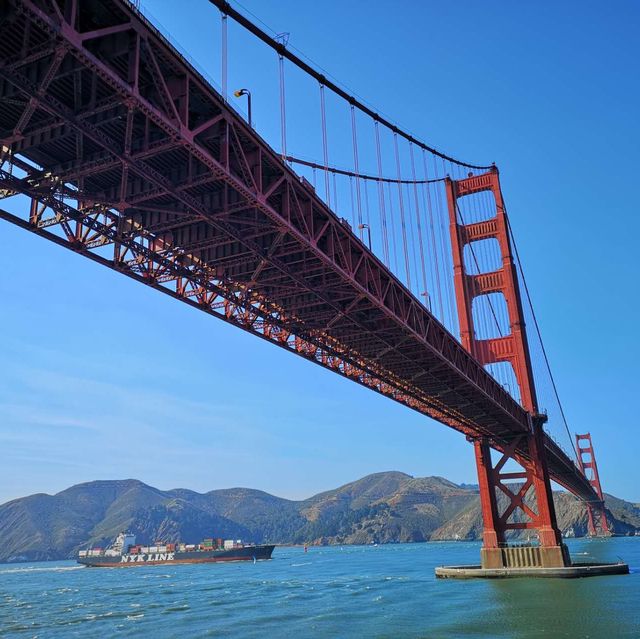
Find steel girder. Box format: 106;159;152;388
0;0;597;503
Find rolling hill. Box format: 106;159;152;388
0;472;638;562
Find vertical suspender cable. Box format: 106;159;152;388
386;179;399;275
406;182;420;295
221;13;228;101
422;149;444;320
349;175;355;228
488;189;511;340
319;84;331;207
479;188;506;386
278;52;287;160
375;120;390;266
448;161;463;331
435;156;454;330
483;187;509;341
394;133;411;289
410;143;428;304
350;105;363;231
363;178;371;228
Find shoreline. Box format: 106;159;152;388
3;535;639;566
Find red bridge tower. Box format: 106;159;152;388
445;167;569;568
575;433;610;536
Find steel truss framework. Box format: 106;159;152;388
0;0;595;503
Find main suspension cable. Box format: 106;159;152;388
505;214;579;461
208;0;493;170
286;155;444;185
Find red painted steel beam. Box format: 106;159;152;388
0;0;523;431
0;165;592;504
575;433;610;536
446;169;570;552
0;170;481;434
0;0;597;504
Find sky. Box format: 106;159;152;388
1;0;639;504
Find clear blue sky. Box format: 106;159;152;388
1;0;638;503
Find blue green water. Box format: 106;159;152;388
1;538;638;638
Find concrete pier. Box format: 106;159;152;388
435;561;629;579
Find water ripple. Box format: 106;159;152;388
0;539;638;638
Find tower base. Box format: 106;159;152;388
480;543;570;569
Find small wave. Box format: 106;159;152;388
1;624;43;633
290;562;312;567
0;565;83;575
81;611;126;621
163;604;190;613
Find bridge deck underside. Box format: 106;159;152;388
0;0;596;502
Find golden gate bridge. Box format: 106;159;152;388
0;0;619;573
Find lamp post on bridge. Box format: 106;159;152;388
233;88;252;128
358;223;371;250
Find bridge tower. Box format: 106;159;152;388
575;433;610;536
445;167;569;569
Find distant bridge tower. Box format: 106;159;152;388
445;167;569;569
575;433;610;536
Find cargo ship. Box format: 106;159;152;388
77;532;275;567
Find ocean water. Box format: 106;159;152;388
1;538;638;638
